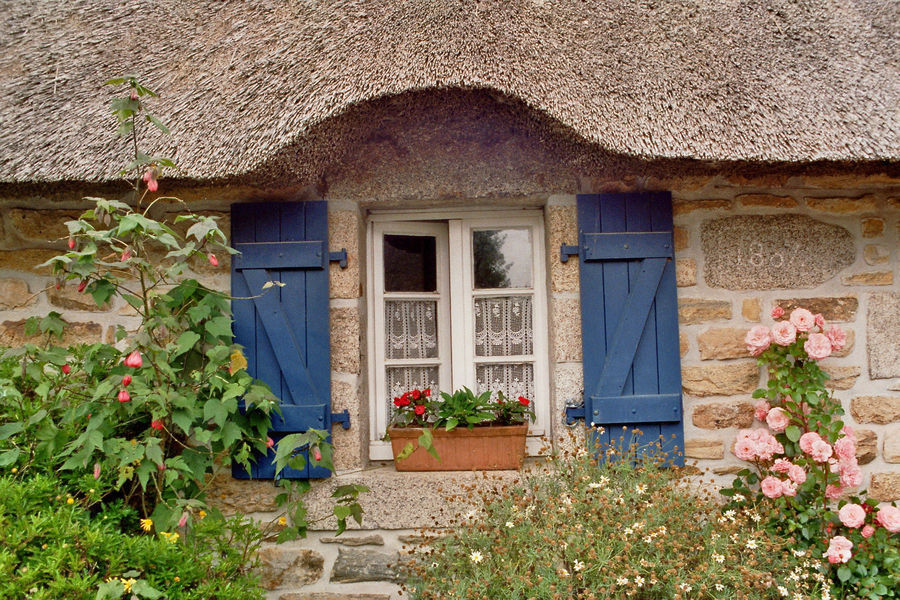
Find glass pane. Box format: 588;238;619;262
474;296;533;357
386;366;440;423
472;228;532;289
385;300;438;359
384;234;437;292
476;363;534;403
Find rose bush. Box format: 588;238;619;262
721;307;899;599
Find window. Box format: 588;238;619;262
367;211;550;460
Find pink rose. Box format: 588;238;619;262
814;313;826;329
862;525;875;538
826;325;847;352
754;400;771;422
810;438;834;462
876;506;900;533
771;321;797;346
790;308;816;332
771;306;785;319
765;407;790;432
771;458;792;474
745;326;772;356
826;484;844;499
781;479;798;497
840;425;856;442
839;503;866;529
787;464;807;484
834;437;856;462
761;476;783;499
839;461;862;489
804;333;832;360
799;432;822;454
824;536;853;564
733;436;757;461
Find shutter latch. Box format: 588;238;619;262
331;409;351;430
559;244;580;263
329;249;348;269
564;397;585;426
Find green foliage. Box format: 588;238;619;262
0;475;264;600
404;433;823;599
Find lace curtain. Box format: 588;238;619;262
473;296;533;357
385;300;438;359
476;363;534;402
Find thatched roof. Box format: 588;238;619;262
1;0;898;185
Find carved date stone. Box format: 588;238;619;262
701;215;854;290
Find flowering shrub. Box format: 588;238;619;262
389;387;535;461
722;307;899;598
404;432;823;599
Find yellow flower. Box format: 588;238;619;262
174;576;180;582
10;467;17;473
140;518;153;532
66;497;74;505
198;510;207;520
160;531;180;544
278;516;287;526
122;578;137;593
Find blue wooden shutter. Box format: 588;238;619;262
577;192;684;462
231;201;332;479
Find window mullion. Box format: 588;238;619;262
447;219;468;391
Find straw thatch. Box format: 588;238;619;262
0;0;898;185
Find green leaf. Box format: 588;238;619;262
204;398;228;427
0;449;21;467
0;422;24;440
173;331;201;358
419;429;439;461
785;425;802;442
145;114;170;135
837;566;852;582
205;316;233;339
171;411;193;436
395;441;416;461
95;579;125;599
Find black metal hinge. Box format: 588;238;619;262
329;248;348;269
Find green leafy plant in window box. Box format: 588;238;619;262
386;387;535;471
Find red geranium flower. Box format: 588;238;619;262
412;389;421;400
414;404;426;416
424;388;431;397
518;396;530;406
394;395;410;407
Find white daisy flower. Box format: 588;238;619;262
715;583;725;591
746;539;758;550
573;559;585;572
778;585;789;597
505;521;514;528
616;577;629;586
712;553;725;563
469;550;484;564
634;575;645;586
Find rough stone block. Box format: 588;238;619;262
697;327;749;360
548;205;578;293
0;319;102;347
329;209;361;300
0;278;36;309
0;249;59;274
861;218;884;238
850;396;900;424
822;366;860;390
843;271;893;286
673;226;688;251
47;284;111;312
330;379;363;472
856;429;877;465
684;438;725;459
869;473;900;502
675;259;696;287
320;534;385;546
775;297;857;322
701;215;854;290
677;298;731;325
331;307;360;374
863;244;890;266
682;362;759;397
206;472;279;513
741;298;761;322
673;199;731;216
679;332;688;357
552;297;582;362
255;545;324;590
692;401;755;429
805;195;877;214
280;594;391;600
735;194;797;208
330;548;406;583
868;294;900;378
883;432;900;463
713;464;743;475
5;208;82;242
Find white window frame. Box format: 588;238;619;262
366;209;550;460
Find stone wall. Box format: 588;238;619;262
2;172;900;599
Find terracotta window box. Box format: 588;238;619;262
387;423;528;471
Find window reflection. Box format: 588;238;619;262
472;229;532;289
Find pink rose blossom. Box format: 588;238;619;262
814;313;826;329
826;325;847;352
804;333;832;360
733;436;757;461
826;484;844;499
780;479;798;497
765;407;790;432
790;308;816;332
840;425;856;442
787;464;807;484
745;325;772;356
862;525;875;538
799;432;823;454
810;438;834;462
834;437;857;462
771;321;797;346
733;428;784;462
754;400;771;422
761;476;783;499
876;506;900;532
771;306;785;319
771;458;792;474
824;536;853;564
839;503;866;528
839;460;862;489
